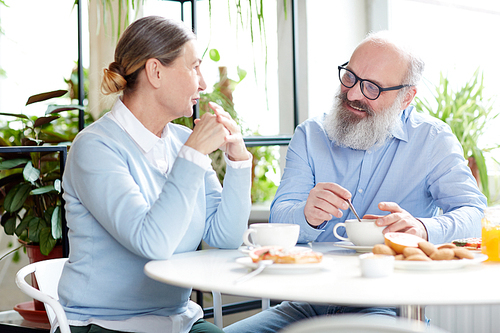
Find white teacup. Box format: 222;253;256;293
333;219;385;246
242;223;300;249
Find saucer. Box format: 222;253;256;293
236;256;331;274
332;241;374;253
14;301;49;323
238;245;312;254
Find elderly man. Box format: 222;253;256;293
224;31;486;333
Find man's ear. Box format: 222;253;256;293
401;86;417;110
144;58;162;89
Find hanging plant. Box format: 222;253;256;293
75;0;145;40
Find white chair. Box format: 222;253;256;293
15;258;70;333
15;258;262;331
278;314;451;333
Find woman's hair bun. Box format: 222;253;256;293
101;62;128;95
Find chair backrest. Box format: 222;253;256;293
34;258;67;319
279;314;451;333
16;258;70;333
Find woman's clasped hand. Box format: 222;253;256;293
189;101;249;161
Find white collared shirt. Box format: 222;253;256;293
109;98;251;174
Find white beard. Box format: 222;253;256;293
323;89;404;150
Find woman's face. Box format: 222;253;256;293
160;40;207;119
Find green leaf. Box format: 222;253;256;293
30;185;56;195
3;183;31;213
3;215;17;235
45;104;85;115
44;207;54;224
12;250;20;263
33;116;60;128
39;227;57;256
0;112;30;120
15;215;34;237
1;212;11;227
54;179;62;193
51;206;62;240
28;217;47;243
23;161;40;184
26;90;68;106
0;158;30;170
209;48;220;62
237;66;247;82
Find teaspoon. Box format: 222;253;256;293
347;199;362;222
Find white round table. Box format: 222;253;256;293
144;243;500;321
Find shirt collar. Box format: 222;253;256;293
110;98;168;153
389;105;413;143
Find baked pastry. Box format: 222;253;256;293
249;246;323;264
452;237;481;250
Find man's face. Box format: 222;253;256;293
323;40;411;150
340;40;409;118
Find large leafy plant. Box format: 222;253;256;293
415;70;499;202
0;90;82;256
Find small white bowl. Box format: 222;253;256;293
359;253;395;278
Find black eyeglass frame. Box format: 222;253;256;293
338;62;411;100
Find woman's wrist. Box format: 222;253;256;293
228;151;251;162
224;151;252;169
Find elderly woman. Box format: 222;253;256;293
58;16;252;333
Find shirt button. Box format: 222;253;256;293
358;189;364;194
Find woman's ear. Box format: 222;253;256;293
144;58;162;89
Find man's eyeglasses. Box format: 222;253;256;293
338;62;411;100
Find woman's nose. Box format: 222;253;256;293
199;73;207;91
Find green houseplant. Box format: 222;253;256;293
0;90;83;257
414;70;499;203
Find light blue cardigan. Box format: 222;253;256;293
59;113;251;320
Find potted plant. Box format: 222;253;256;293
0;90;83;259
414;70;499;203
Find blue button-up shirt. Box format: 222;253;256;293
270;106;486;245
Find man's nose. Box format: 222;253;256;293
346;81;365;101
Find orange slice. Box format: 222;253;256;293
384;232;426;254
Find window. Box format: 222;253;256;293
0;0;84;117
143;0;280;136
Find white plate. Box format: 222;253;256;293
235;256;330;273
332;241;374;253
238;246;312;254
394;253;488;271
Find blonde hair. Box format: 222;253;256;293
101;16;196;95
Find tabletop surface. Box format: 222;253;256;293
144;243;500;307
